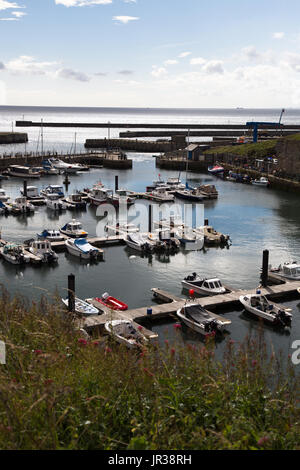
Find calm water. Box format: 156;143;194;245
0;106;299;359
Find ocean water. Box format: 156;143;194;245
0;106;299;360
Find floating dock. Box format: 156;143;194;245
79;280;300;334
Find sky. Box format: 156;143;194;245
0;0;300;108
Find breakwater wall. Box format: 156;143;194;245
0;151;132;170
119;130;292;138
155;156;210;172
0;132;28;144
16;120;300;130
85;138;174;153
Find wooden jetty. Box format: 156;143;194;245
78;280;300;334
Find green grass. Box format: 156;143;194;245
204;140;278;159
0;292;299;450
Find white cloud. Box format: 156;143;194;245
118;69;134;75
190;57;206;65
178;51;191;58
0;16;17;20
202;60;224;74
55;0;112;6
113;15;139;24
164;59;178;65
5;55;59;75
151;65;167;78
11;10;26;17
273;32;285;39
0;1;23;10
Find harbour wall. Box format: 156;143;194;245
0;132;28;144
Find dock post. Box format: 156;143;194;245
148;204;152;233
115;175;119;192
23;180;27;198
68;273;75;312
261;250;269;287
204;218;209;226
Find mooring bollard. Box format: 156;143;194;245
148;204;152;234
115;175;119;192
261;250;269;288
23;180;27;198
147;308;153;316
68;273;75;312
204;218;209;226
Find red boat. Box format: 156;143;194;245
208;164;224;175
95;292;128;311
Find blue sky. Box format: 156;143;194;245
0;0;300;107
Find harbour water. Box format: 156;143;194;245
0;106;300;359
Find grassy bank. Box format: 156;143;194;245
0;293;299;450
204;140;278;159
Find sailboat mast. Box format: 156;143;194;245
186;128;190;187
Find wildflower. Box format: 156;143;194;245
34;349;42;355
44;379;54;386
164;340;169;345
170;348;175;356
173;323;181;329
252;360;258;367
92;341;100;347
78;338;87;346
257;436;269;447
143;368;154;377
229;339;235;345
105;346;112;353
84;420;91;426
137;326;143;331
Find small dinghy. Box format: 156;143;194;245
60;219;88;238
63;194;87;210
11;197;35;214
105;319;148;349
182;273;226;296
37;229;65;242
252;177;269;187
0;243;30;265
45;194;66;211
176;303;230;336
95;292;128;311
239;293;292;327
125;232;154;253
175;228;204;251
208;164;224;176
65;238;101;260
62;297;100;316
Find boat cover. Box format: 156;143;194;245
183;305;212;323
74;238;94;253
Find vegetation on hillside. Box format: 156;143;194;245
0;292;299;450
204;140;278;159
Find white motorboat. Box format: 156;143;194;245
252;177;269;187
20;186;44;201
0;189;10;203
166;177;185;190
7;165;41;179
176;303;230;335
46;194;67;211
150;186;175;201
41;185;65;198
48;158;79;174
125;232;154;253
105;320;148;349
11;197;35;214
175;228;204;251
62;297;100;316
63;194;87;210
37;229;65;242
89;186;112;206
60;219;88;238
194;226;230;246
42;160;59;175
239;293;292;327
105;222;140;236
65;238;101;260
0;243;30;264
182;274;226;295
269;262;300;281
26;239;58;263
